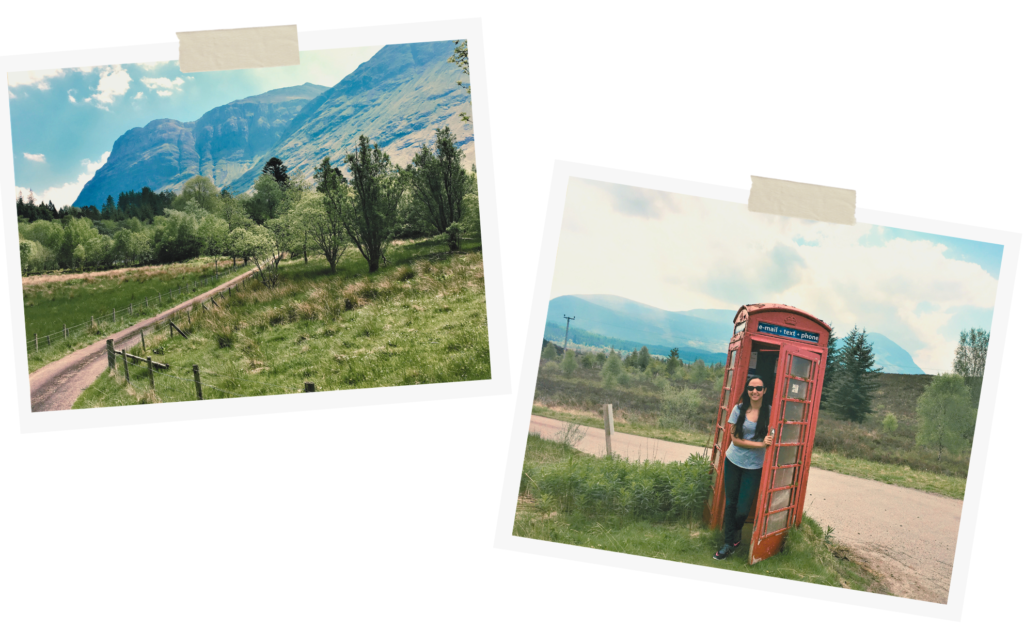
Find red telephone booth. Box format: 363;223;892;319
703;303;831;564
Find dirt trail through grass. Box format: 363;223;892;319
29;268;259;412
529;414;962;604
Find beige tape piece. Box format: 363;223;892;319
748;176;856;225
177;25;300;73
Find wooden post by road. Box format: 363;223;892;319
34;334;38;352
107;339;115;372
604;403;615;457
113;307;116;323
129;303;133;315
63;324;67;339
146;297;149;308
91;315;95;328
192;364;203;400
147;357;155;389
121;350;130;384
141;329;146;353
304;382;315;392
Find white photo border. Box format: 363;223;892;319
494;160;1020;621
0;19;510;432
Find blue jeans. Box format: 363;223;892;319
723;456;762;545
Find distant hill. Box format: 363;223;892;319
863;333;925;375
549;294;924;374
74;83;328;207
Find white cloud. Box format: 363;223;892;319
142;76;185;96
67;90;76;103
7;68;65;89
84;66;131;109
553;179;1001;374
133;92;144;100
23;152;110;209
23;153;46;163
138;61;169;71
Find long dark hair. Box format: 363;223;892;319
733;375;770;441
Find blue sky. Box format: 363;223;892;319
8;46;381;207
553;179;1004;374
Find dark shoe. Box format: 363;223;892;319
713;543;738;560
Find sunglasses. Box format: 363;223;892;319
746;385;765;392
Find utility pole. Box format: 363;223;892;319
562;315;575;352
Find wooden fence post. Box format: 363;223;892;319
106;339;115;372
91;315;95;328
147;357;155;389
34;333;38;352
146;297;149;308
121;350;130;384
47;335;50;346
113;307;116;323
63;324;67;339
187;309;191;325
192;364;203;400
604;403;615;458
304;382;315;392
129;303;133;315
169;319;173;340
141;329;146;353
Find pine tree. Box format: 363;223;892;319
262;157;290;186
823;326;881;423
638;346;651;371
666;347;682;376
820;323;838;404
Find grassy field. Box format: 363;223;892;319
533;354;970;499
514;434;888;593
23;257;250;372
74;239;490;408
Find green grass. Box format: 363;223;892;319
534;359;970;498
73;239;490;408
514;434;887;594
23;257;250;372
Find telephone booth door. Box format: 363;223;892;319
749;344;823;564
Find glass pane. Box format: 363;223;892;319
787;379;808;400
726;369;733;388
790;355;812;379
777;446;798;466
783;401;805;421
716;427;724;447
773;467;795;488
729;350;736;368
766;510;789;534
770;488;792;512
781;423;802;444
711;448;718;466
749;351;758;369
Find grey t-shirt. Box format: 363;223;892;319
724;404;768;469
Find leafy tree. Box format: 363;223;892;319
562;350;577;376
820;323;838;404
173;176;222;214
262;157;290;186
404;126;471;250
823;326;882;423
952;328;989;407
246;174;288;225
448;40;471;123
154;210;202;263
198;215;230;271
343;135;403;272
601;351;623;388
293;185;350;274
916;374;975;458
58;217;100;268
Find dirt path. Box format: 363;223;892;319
29;268;258;412
529;415;962;604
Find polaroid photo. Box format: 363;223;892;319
496;161;1019;620
1;19;509;432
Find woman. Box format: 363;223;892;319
713;375;774;560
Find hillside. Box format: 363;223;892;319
542;322;727;364
74;84;327;207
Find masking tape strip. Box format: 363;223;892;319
748;176;856;225
177;25;300;73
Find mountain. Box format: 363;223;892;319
547;295;736;354
74;83;328;208
225;40;473;194
549;294;925;374
74;39;474;207
862;333;925;375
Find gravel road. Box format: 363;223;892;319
528;414;962;603
29;268;258;412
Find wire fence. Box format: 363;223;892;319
103;267;316;404
26;264;257;355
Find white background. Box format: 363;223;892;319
1;2;1021;627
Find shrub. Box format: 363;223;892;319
541;342;558;361
601;351;623;388
541;362;560;375
916;373;975;458
882;413;898;434
659;387;705;429
561;350;577;376
580;353;595;370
